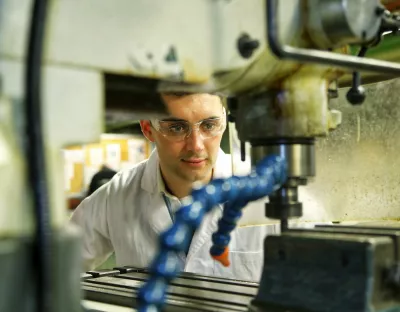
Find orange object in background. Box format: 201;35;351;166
383;0;400;11
67;196;84;210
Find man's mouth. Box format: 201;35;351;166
183;158;205;163
181;158;207;167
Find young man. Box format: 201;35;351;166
70;93;263;281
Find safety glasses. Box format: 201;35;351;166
152;113;226;142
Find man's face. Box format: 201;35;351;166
141;94;225;183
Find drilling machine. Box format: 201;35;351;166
0;0;400;311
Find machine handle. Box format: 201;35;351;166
266;0;400;75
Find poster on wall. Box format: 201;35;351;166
64;163;73;191
128;139;146;165
106;143;121;171
89;147;104;166
64;149;84;164
63;149;84;192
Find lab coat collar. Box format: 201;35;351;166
140;149;159;194
140;148;231;195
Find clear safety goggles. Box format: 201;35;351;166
152;113;226;142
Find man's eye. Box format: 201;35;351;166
202;121;218;131
168;124;187;133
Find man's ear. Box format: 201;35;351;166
140;120;155;142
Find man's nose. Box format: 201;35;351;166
186;128;205;152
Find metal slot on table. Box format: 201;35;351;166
119;266;258;286
82;282;245;311
119;272;257;296
82;271;257;311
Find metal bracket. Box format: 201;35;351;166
266;0;400;75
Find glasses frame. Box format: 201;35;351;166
151;112;227;142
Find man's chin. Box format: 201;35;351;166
183;172;207;183
177;167;211;183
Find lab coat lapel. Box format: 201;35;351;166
141;149;158;194
148;193;173;235
140;149;174;235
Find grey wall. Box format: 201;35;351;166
304;78;400;221
238;78;400;226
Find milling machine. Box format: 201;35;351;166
0;0;400;311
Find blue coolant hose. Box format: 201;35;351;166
137;155;287;311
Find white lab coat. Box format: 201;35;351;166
70;149;265;281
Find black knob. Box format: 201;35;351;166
346;86;366;105
237;34;260;59
346;71;366;105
